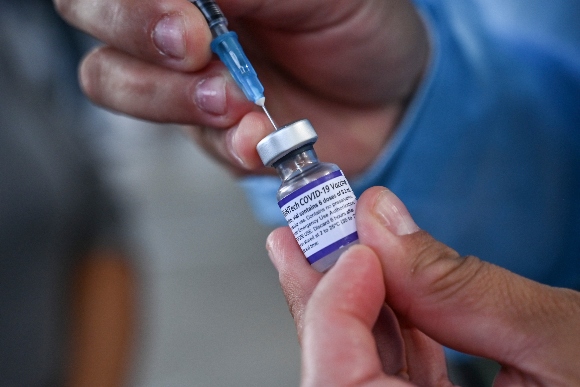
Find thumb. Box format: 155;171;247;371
355;187;580;381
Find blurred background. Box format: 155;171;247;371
99;118;301;387
0;0;300;386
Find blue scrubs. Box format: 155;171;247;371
243;0;580;290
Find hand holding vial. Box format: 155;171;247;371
266;187;580;386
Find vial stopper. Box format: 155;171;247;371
257;119;318;167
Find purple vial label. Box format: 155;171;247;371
278;170;358;264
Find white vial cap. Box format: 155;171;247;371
257;119;318;167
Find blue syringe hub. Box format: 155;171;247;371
192;0;266;106
210;31;265;106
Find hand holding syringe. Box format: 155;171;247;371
62;0;427;178
191;0;278;129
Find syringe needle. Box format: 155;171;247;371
192;0;279;130
262;104;278;130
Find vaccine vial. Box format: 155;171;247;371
257;119;358;272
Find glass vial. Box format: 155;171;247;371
257;119;358;272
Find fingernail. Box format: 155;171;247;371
153;13;186;59
229;127;247;168
373;189;419;235
195;76;227;115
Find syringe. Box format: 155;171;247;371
191;0;278;129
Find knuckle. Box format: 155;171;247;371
431;255;491;307
409;232;489;302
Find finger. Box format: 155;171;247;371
398;323;449;386
301;245;411;386
55;0;211;71
372;305;406;377
266;227;323;339
356;187;580;374
190;111;274;173
80;46;254;125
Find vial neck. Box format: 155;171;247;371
274;146;319;182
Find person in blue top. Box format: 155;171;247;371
54;0;579;384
